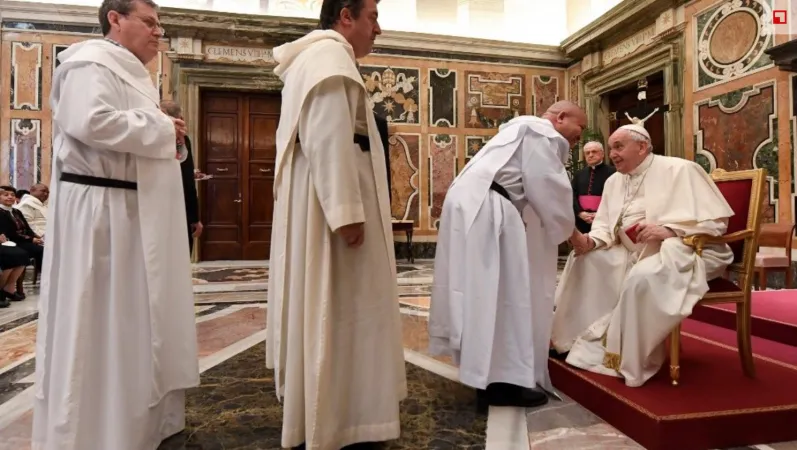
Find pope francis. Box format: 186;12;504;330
551;122;735;387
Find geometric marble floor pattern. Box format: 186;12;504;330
0;261;793;449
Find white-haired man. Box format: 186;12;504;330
572;141;614;233
550;123;734;387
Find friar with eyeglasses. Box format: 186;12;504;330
32;1;199;449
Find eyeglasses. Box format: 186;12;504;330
122;13;165;35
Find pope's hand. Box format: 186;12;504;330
337;223;365;248
172;118;186;141
636;223;676;243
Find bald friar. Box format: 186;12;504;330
430;101;587;409
551;123;734;387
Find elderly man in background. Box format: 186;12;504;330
572;141;614;233
33;0;199;449
16;183;49;238
550;122;734;388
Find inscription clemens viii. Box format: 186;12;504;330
204;45;275;65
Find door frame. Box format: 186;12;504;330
169;62;282;262
579;32;685;159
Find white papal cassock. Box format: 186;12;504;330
32;40;199;450
266;30;407;449
429;116;575;392
552;153;734;387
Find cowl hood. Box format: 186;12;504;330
272;30;355;80
53;38;158;104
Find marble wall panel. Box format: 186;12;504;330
360;65;420;124
465;135;489;164
428;68;457;127
9;119;42;188
532;75;559;116
694;0;774;90
695;81;778;221
389;133;421;226
10;42;43;111
428;134;458;229
465;71;525;128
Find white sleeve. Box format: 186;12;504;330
520;134;575;244
298;76;365;232
52;63;175;160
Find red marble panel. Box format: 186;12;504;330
697;84;776;221
0;321;36;371
195;307;266;358
429;134;458;229
389;133;420;225
533;76;559;116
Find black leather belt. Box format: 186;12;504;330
490;181;510;200
296;134;371;152
60;172;137;190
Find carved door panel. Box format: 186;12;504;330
201;93;243;260
200;91;280;261
607;71;666;156
243;94;280;259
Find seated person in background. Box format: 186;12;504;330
16;184;49;238
0;234;29;306
550;122;734;387
0;186;44;270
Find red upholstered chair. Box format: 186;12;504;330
670;168;765;386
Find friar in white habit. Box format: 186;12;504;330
266;0;407;448
32;1;199;449
551;121;734;387
429;101;587;410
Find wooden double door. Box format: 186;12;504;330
199;91;280;260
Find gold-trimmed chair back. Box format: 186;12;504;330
670;168;766;385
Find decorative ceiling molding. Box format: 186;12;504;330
0;0;567;66
561;0;689;60
764;39;797;73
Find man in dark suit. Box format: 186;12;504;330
160;100;202;255
572;141;615;233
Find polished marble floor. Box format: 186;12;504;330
0;261;794;450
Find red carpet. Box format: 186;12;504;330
549;318;797;450
690;289;797;347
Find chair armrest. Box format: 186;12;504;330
682;230;754;256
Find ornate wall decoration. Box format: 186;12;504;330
532;75;559;116
569;74;580;105
465;71;525;128
10;42;43;111
428;134;458;229
465;136;489;165
9;119;42;189
695;0;774;90
361;65;420;124
428;68;457;127
388;133;421;226
695;81;778;221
